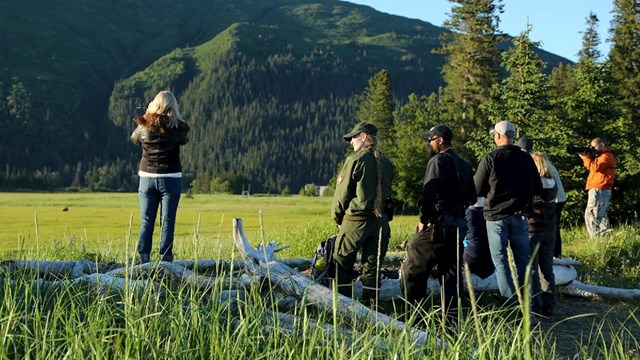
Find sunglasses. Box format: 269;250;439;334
427;136;440;143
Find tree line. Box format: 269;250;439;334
1;0;638;225
358;0;640;225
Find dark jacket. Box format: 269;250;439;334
130;116;190;174
331;147;394;225
474;144;542;221
419;148;476;224
528;177;558;233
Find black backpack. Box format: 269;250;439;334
311;234;337;283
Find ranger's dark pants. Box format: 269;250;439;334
400;215;465;316
333;216;390;299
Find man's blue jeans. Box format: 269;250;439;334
486;215;531;304
137;176;182;261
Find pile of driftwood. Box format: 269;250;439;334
1;217;639;344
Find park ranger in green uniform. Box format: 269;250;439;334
331;122;394;305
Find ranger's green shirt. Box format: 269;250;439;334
331;148;394;225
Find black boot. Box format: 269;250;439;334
139;253;150;264
361;286;380;310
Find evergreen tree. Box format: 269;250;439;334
608;0;640;131
547;62;578;126
392;93;440;207
437;0;503;134
566;13;618;141
607;0;640;219
485;25;555;149
354;69;395;154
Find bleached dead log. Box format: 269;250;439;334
558;280;640;301
347;264;577;301
4;273;153;294
74;273;151;293
106;261;245;290
1;260;98;277
232;218;438;349
552;257;581;266
263;310;399;351
173;259;246;273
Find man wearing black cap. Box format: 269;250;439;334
331;122;394;304
400;125;476;323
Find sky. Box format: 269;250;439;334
341;0;615;62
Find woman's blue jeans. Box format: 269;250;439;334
137;176;182;261
486;215;531;304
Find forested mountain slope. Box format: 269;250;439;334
0;0;569;192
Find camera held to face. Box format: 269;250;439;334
566;145;595;156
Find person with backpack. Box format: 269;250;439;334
400;125;476;326
331;122;394;305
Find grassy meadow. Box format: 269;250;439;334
0;192;417;261
1;192;639;359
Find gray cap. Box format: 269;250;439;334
491;120;516;136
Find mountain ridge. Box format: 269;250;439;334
0;0;570;192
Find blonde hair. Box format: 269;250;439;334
531;151;551;178
146;91;183;129
364;133;384;218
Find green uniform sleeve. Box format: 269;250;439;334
331;154;362;224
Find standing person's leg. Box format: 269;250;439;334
585;189;598;238
333;220;366;297
486;219;516;303
553;202;565;257
137;177;160;263
537;231;556;316
529;232;543;314
438;221;463;321
360;217;390;305
399;226;440;306
508;215;531;297
596;189;612;236
158;177;182;262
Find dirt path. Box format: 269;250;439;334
538;296;639;359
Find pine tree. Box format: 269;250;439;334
437;0;503;133
547;62;577;126
354;69;395;154
609;0;640;131
392;93;440;207
566;13;618;141
485;25;555;148
607;0;640;219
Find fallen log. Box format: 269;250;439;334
106;261;245;290
559;280;640;301
232;217;440;349
344;265;577;301
0;259;99;277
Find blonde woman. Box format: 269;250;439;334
528;151;558;319
131;91;190;263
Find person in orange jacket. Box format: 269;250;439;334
579;137;616;238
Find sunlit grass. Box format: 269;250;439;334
1;193;639;358
0;193;418;261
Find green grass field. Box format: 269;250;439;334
1;192;638;288
0;193;416;261
1;193;639;359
